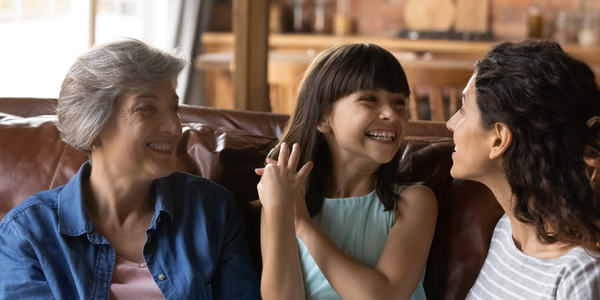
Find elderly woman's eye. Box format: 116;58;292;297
136;106;157;117
172;106;180;113
138;106;156;112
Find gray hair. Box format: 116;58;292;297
56;38;189;156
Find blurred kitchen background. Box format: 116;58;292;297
2;0;600;120
208;0;600;43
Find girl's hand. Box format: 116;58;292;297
256;155;313;234
256;143;313;213
254;158;278;176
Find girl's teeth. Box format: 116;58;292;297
148;143;171;151
367;131;396;138
371;136;393;141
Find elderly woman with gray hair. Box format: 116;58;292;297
0;38;260;299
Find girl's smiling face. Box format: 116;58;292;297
319;89;408;170
446;74;498;182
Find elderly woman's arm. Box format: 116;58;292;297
210;192;262;300
0;223;55;299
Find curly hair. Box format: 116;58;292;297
56;38;188;157
475;39;600;251
269;42;411;217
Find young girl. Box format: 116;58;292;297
256;43;438;299
447;40;600;299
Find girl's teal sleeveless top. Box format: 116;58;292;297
296;187;427;300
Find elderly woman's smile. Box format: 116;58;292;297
94;79;183;180
147;142;173;152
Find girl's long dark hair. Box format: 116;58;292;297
270;43;411;217
475;39;600;251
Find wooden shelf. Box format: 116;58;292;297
199;33;600;118
202;32;600;64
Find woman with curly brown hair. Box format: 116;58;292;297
447;39;600;299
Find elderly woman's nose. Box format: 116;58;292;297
158;109;182;134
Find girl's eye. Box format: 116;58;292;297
393;99;406;106
171;106;181;113
458;106;465;114
362;96;376;102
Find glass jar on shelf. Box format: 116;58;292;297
578;11;600;47
293;0;312;33
312;0;334;34
553;10;580;44
333;0;351;36
527;3;543;38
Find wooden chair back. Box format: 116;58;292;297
397;56;475;121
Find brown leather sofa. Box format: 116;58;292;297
0;97;503;300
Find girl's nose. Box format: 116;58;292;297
380;105;399;121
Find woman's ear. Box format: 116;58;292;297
489;123;512;159
91;137;102;151
317;119;331;133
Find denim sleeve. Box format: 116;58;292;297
0;222;55;299
211;193;261;300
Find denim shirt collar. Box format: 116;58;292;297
150;177;175;228
57;162;175;243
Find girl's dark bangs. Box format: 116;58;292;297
322;44;411;106
350;50;410;96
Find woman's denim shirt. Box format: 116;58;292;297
0;162;261;299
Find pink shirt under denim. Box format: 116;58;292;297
110;255;165;300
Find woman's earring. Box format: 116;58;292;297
92;145;96;151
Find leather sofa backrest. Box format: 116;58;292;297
0;97;453;139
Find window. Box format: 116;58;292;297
0;0;175;98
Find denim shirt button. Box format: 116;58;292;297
158;274;166;281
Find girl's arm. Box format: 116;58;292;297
295;184;438;300
260;207;305;300
257;143;312;300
